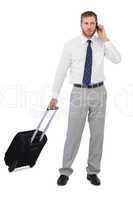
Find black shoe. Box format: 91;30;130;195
87;174;101;186
57;175;69;186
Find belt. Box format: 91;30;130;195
74;82;104;89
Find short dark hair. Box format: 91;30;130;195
81;11;98;24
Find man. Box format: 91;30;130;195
49;11;121;186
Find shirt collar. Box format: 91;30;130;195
80;33;96;44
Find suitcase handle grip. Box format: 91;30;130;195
31;106;59;143
47;106;59;111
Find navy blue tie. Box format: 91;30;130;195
82;40;92;86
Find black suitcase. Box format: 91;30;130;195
4;106;58;172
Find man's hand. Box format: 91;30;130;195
49;98;58;109
97;24;110;42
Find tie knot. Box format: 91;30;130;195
87;40;91;46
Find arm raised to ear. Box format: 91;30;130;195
104;41;122;64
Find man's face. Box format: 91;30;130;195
81;16;97;38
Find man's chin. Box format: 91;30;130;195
83;31;96;38
86;33;95;38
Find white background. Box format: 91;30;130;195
0;0;132;199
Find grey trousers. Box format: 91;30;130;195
59;85;107;176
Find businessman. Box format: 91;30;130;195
49;11;121;186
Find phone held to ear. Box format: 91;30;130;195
96;24;102;31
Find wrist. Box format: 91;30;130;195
53;98;58;102
103;37;110;42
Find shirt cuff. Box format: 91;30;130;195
51;92;58;100
103;40;113;47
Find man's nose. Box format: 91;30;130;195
87;24;91;29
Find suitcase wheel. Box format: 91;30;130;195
8;160;18;172
29;162;36;168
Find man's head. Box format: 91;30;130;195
80;11;98;38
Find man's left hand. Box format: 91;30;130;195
97;24;110;42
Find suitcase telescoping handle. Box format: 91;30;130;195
31;106;59;143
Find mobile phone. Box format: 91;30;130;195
96;24;102;31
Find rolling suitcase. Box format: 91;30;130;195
4;106;58;172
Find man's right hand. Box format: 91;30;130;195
49;98;58;109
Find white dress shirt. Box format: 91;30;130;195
51;34;121;99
